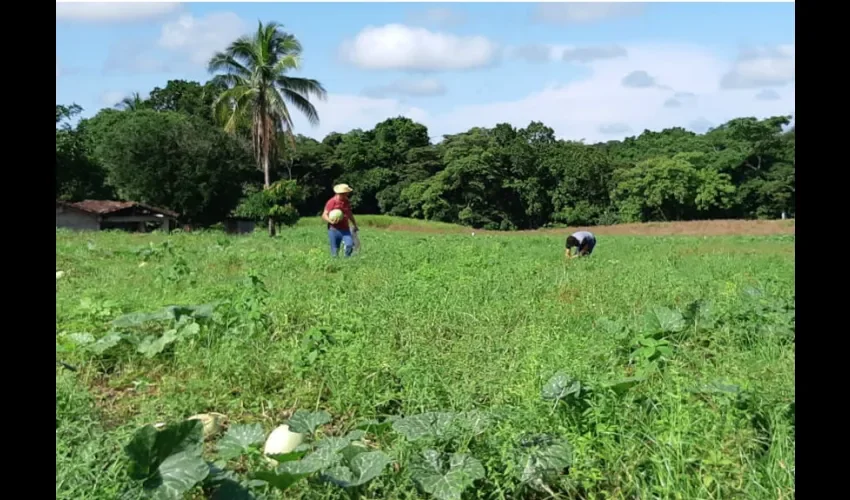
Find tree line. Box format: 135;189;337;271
56;23;795;232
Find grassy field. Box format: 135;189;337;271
56;217;795;500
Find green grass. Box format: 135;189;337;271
56;226;795;499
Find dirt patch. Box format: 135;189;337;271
379;219;795;237
676;240;795;256
556;285;582;303
89;374;162;429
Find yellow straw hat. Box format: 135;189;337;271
333;183;353;194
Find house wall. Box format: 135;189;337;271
236;220;255;234
56;207;100;231
224;220;256;234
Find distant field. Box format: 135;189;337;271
299;215;796;237
56;223;795;499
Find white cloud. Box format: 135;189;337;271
340;24;499;71
410;8;466;27
720;44;795;89
533;3;647;25
621;70;657;88
513;44;627;63
105;12;248;73
296;44;794;144
99;90;127;108
755;88;781;101
56;2;182;23
363;78;447;98
689;118;714;134
599;123;632;135
158;13;248;66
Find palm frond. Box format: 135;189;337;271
280;88;321;126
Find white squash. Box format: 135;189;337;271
264;424;304;456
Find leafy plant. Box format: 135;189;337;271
287;409;332;436
218;424;266;461
125;420;209;500
642;306;686;337
392;411;490;444
291;327;336;376
322;450;392;488
541;372;591;413
630;336;673;364
233;180;305;229
410;450;485;500
516;434;573;493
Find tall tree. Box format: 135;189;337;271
115;92;146;111
208;21;327;235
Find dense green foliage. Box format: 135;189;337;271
56;222;795;498
56;89;795;230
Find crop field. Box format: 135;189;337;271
56;217;795;500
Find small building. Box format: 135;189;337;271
223;217;256;235
56;200;178;232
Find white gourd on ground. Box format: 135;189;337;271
264;424;304;455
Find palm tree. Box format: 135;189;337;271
115;92;145;111
208;21;327;236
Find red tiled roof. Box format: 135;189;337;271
58;200;178;218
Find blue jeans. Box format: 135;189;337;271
328;227;353;257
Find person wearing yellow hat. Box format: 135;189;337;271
322;184;359;257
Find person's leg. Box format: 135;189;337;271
585;238;596;255
328;228;342;257
341;230;354;257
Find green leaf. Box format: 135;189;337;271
125;420;204;481
147;451;209;500
211;479;256;500
68;332;95;345
520;440;572;484
455;411;490;436
280;444;342;475
322;450;392;487
267;450;307;463
344;429;367;442
541;372;581;402
603;376;646;396
180;322;201;336
392;412;456;441
253;470;308;491
411;450;485;500
287;409;331;434
88;332;123;354
340;442;370;463
218;424;266;460
597;317;628;338
316;436;356;454
126;426;160;480
136;329;180;358
645;306;686;333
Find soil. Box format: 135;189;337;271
373;219;796;237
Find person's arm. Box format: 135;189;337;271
564;247;571;258
349;214;358;231
321;200;333;224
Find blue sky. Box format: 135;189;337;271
56;2;795;143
